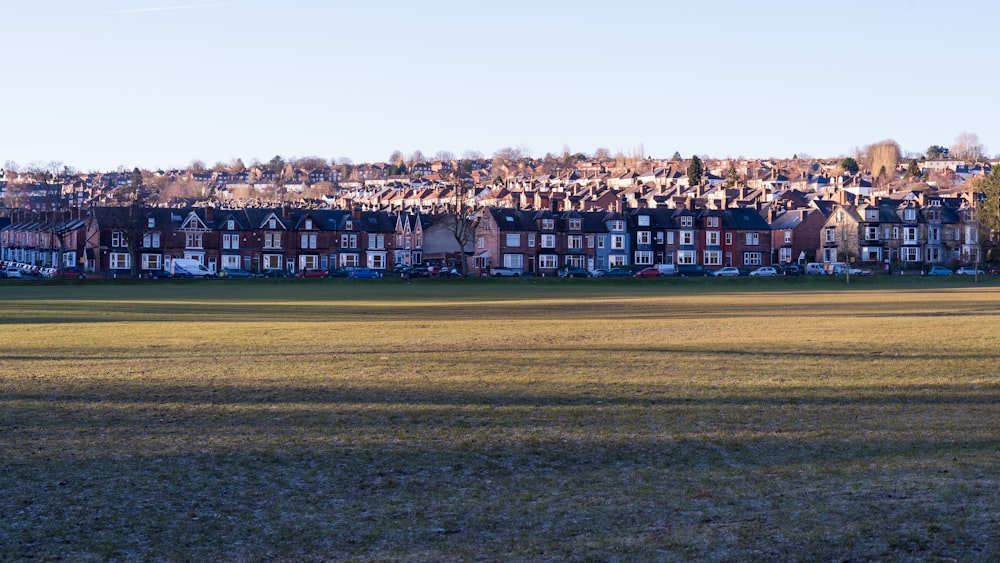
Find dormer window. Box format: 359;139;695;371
568;218;582;230
680;216;693;228
268;218;277;229
865;209;878;221
147;217;155;228
637;215;650;227
706;216;719;228
305;218;313;230
904;208;916;221
227;219;235;230
541;218;555;230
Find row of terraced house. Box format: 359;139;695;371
0;190;983;277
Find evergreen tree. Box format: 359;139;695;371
687;155;703;186
839;157;859;175
906;160;922;179
975;165;1000;263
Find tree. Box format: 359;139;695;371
974;165;1000;263
442;171;480;276
24;162;74;269
433;150;455;162
266;155;285;172
107;168;155;278
593;147;611;160
839;157;859;175
861;140;901;185
951;132;985;162
926;145;948;160
725;164;740;187
905;160;922;179
671;151;682;162
687;155;703;186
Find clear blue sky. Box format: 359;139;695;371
3;0;998;172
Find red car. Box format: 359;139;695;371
295;269;329;278
634;267;661;278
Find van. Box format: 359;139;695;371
827;262;848;275
168;258;214;278
654;264;676;276
804;262;826;275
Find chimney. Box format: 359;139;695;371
352;205;362;221
800;209;809;222
282;205;291;221
205;205;214;223
686;195;695;211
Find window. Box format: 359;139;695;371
568;235;583;249
539;254;558;269
565;255;585;268
223;233;240;250
527;234;535;247
706;231;719;245
745;232;759;245
609;255;627;267
666;232;675;245
904;208;916;221
926;247;941;263
341;233;357;248
634;250;653;265
299;255;318;270
743;252;762;266
611;235;625;250
680;216;693;228
609;220;625;231
540;234;556;248
706;216;719;228
677;250;695;265
866;226;879;241
597;236;605;249
111;231;125;247
263;254;282;269
368;253;386;270
784;230;792;244
268;218;277;229
368;234;385;249
586;235;594;248
637;215;650;227
568;218;582;230
637;231;651;245
862;247;882;262
222;255;240;269
902;247;921;262
680;231;693;245
227;219;235;230
504;254;523;269
928;227;940;243
141;254;161;270
904;227;918;244
825;228;836;243
304;218;314;230
340;254;359;267
506;233;521;247
185;233;203;249
110;252;129;270
147;218;155;228
703;250;722;265
301;233;317;249
264;232;281;249
725;232;733;245
476;236;485;249
143;232;160;248
541;218;555;230
656;232;663;244
865;209;878;221
778;247;792;262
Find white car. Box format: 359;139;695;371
749;266;779;277
2;267;23;278
713;267;741;277
956;267;984;275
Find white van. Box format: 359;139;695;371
655;264;676;276
168;258;214;278
804;262;826;275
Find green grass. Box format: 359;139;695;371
2;278;1000;560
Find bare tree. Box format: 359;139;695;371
951;132;986;162
594;147;612;160
433;150;455;162
106;168;155;278
461;150;483;161
442;170;480;276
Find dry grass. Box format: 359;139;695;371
2;279;1000;560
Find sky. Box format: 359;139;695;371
2;0;999;172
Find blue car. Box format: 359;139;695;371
347;267;382;279
927;266;953;276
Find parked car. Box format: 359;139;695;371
804;262;827;275
956;267;985;275
219;268;258;279
634;267;661;278
262;268;292;278
559;266;591;278
676;265;712;277
490;267;523;277
347;267;381;279
713;267;741;277
589;269;607;278
749;266;779;277
296;269;329;278
602;268;633;278
782;264;802;276
848;267;873;276
2;267;23;279
56;267;86;279
328;268;350;278
988;266;1000;275
927;266;953;276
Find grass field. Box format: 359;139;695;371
2;277;1000;560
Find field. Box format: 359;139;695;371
2;277;1000;561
